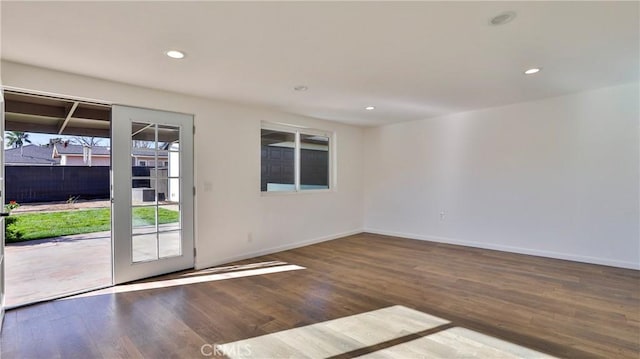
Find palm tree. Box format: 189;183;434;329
5;131;32;156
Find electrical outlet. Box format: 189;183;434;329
439;211;446;221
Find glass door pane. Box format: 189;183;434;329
130;122;183;263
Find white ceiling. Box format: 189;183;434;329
1;1;638;127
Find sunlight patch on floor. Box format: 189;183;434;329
179;261;290;277
218;305;556;359
217;305;449;358
65;262;305;299
358;327;556;358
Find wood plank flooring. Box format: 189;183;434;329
218;305;450;358
358;327;557;359
1;233;638;358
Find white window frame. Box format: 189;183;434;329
261;122;335;194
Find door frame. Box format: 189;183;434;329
0;88;196;314
0;88;115;309
0;88;5;328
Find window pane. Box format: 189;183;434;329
166;151;180;178
300;134;330;190
132;205;157;235
132;233;158;262
132;122;156;143
153;177;169;202
132;179;156;205
159;230;181;258
158;125;180;151
158;205;180;231
167;178;180;203
261;129;295;192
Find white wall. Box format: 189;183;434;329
3;61;637;271
364;83;640;269
1;61;364;269
62;155;111;166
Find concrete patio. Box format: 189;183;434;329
4;198;184;306
4;231;112;307
5;224;181;307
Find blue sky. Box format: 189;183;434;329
4;132;110;148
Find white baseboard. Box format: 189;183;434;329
195;229;363;270
364;228;640;270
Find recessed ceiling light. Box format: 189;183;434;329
489;11;516;26
365;106;375;111
293;85;308;91
524;67;542;75
166;50;185;59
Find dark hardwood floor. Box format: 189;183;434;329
1;233;638;358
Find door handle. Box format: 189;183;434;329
0;212;10;217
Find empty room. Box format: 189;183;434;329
0;1;638;358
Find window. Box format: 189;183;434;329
138;160;147;166
261;124;332;192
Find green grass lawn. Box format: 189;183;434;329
6;207;179;243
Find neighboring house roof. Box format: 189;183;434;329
5;144;170;166
53;143;111;156
5;145;59;165
51;144;167;158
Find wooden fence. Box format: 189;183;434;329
4;166;152;204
